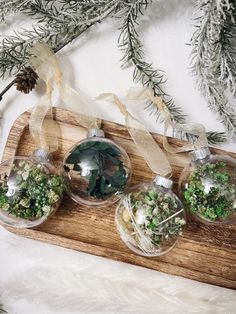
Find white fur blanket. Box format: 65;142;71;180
0;227;236;314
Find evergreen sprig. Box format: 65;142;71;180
191;0;236;137
205;131;227;144
117;0;227;144
0;304;7;314
118;0;185;124
0;24;92;78
0;0;124;77
1;1;125;77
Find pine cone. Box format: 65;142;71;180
15;67;39;94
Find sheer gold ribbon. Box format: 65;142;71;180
29;42;100;152
123;87;208;153
96;93;172;178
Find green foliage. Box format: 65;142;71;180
191;0;236;137
65;140;128;198
205;131;227;145
130;187;185;245
0;160;64;220
118;0;185;124
0;0;123;77
117;0;227;144
183;161;236;221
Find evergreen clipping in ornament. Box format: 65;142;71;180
0;1;231;144
65;140;128;199
191;0;236;137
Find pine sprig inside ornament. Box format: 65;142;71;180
64;139;129;199
63;129;131;206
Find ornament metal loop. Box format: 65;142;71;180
154;175;173;190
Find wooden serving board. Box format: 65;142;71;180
2;108;236;289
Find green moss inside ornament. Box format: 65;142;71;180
0;157;64;227
179;147;236;224
116;179;186;256
183;161;236;221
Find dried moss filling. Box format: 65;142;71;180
0;160;64;220
183;162;236;221
126;188;185;245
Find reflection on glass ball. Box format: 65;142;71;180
63;137;131;206
179;148;236;224
115;181;185;256
0;156;64;228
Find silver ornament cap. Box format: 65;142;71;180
33;149;51;161
154;175;173;190
191;147;211;162
87;128;105;138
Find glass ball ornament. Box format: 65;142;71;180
0;150;64;228
63;128;131;206
179;147;236;225
115;176;186;256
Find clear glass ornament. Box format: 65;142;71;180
0;151;64;228
115;176;186;256
179;147;236;224
63;128;131;206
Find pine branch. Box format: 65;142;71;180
191;0;236;137
0;304;7;314
0;0;31;23
118;0;186;124
117;1;227;143
206;131;227;144
184;130;227;145
14;0;121;27
0;1;123;78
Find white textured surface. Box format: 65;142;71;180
1;227;236;314
0;1;236;313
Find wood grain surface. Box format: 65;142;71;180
2;108;236;289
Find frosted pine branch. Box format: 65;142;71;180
0;304;6;313
191;0;236;137
0;0;124;77
118;0;186;124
